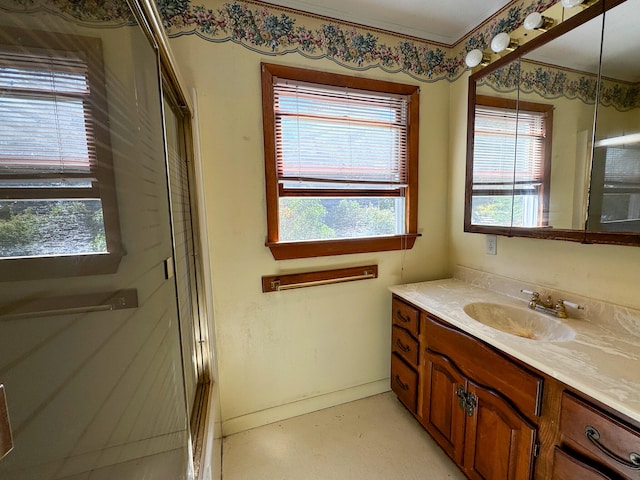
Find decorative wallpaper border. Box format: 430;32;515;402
160;0;458;81
1;0;639;108
1;0;135;25
480;60;640;111
157;0;558;83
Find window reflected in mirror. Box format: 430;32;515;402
0;27;122;276
588;0;640;233
471;95;552;228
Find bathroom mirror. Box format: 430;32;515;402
587;0;640;237
516;10;603;231
465;0;640;245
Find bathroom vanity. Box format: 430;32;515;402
390;274;640;480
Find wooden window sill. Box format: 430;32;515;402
266;234;419;260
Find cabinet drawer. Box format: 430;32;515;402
391;353;417;413
392;297;419;337
560;393;640;479
552;447;617;480
423;313;543;420
392;325;419;366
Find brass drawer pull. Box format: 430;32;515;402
396;310;411;323
394;375;410;391
585;425;640;469
396;338;411;353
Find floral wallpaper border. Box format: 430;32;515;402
1;0;135;25
480;60;640;111
1;0;639;108
158;0;559;83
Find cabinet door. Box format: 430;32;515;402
422;349;466;464
463;380;537;480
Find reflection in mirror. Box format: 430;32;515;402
473;89;555;228
589;0;640;232
467;8;605;234
518;12;603;230
466;0;640;245
469;59;520;228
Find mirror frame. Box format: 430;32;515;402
465;0;640;246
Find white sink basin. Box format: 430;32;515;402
463;302;576;342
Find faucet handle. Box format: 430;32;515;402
558;299;584;310
521;289;540;310
521;289;540;301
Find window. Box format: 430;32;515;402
261;63;419;260
0;28;122;279
470;96;552;228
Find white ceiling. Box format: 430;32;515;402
260;0;512;45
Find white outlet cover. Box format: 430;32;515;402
486;235;497;255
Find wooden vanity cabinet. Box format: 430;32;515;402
390;294;640;480
390;296;543;479
422;313;541;480
553;392;640;480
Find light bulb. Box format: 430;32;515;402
524;12;543;30
524;11;555;31
491;32;516;53
465;49;484;68
561;0;584;7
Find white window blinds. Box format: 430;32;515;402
273;79;409;190
0;50;94;176
473;104;546;191
602;146;640;185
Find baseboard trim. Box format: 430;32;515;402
222;378;390;436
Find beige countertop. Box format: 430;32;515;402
389;278;640;424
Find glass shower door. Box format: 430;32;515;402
0;0;193;478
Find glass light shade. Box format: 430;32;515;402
465;49;484;68
524;12;544;30
561;0;584;7
491;32;512;53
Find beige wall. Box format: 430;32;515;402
169;38;451;433
449;75;640;311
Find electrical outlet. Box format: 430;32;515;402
486;235;497;255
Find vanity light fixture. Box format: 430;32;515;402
465;48;491;68
490;32;519;53
523;11;555;31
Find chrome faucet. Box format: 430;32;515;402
520;289;583;319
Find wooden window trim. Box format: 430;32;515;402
474;95;553;227
0;27;123;280
261;63;419;260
